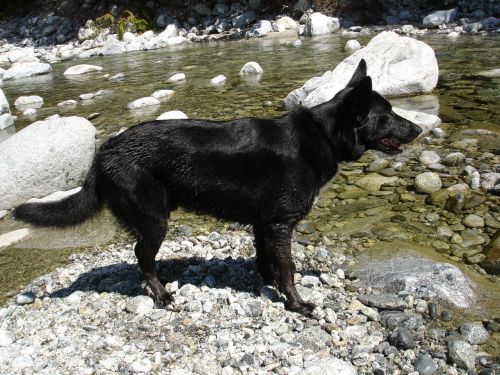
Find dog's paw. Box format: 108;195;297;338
287;301;316;316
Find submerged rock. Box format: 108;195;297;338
63;64;103;75
285;31;438;107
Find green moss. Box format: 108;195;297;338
94;10;155;41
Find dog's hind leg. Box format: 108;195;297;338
262;223;315;315
253;225;275;285
105;168;172;308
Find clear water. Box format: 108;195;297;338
0;33;499;309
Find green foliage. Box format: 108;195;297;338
95;10;155;40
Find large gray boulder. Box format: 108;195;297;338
3;62;52;81
304;12;340;36
285;31;438;108
354;255;476;309
0;116;96;210
423;9;458;28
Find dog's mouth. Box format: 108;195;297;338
375;137;403;155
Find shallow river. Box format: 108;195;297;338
0;33;499;313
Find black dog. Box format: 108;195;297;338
14;59;421;315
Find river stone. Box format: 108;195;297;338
296;326;332;352
0;228;32;249
304;12;340;37
127;97;160;110
480;229;500;275
285;31;438;107
354;255;476;308
275;16;299;30
419;150;440;166
126;296;154;314
355;173;398;191
345;39;361;53
0;116;96;210
414;353;438;375
379;310;425;330
15;291;35;305
246;20;273;37
357;294;407;310
460;322;489;345
447;340;476;371
240;62;263;75
3;62;52;81
0;113;15;130
415;172;442;193
232;11;256;29
0;88;9;115
423;8;458;28
157;111;188;120
443;152;465;166
389;327;415;349
463;214;484;228
64;64;103;75
299;357;357;375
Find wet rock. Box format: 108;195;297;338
419;150;441;166
447;340;476;371
388;327;415;349
14;95;43;108
357;294;407;311
168;73;186;82
415;172;442;193
286;31;438;107
151;89;175;100
0;116;95;210
460;322;489;345
355;173;398;192
414;353;438;375
57;99;77;107
463;214;485;228
239;61;263;75
63;64;103;75
444;152;466;166
210;75;226;85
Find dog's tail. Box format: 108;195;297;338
13;164;102;227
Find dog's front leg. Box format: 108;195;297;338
263;223;316;316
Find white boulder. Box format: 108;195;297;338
157;111;188;120
160;24;178;38
393;107;441;134
0;116;96;210
304;13;340;37
344;39;361;53
0;113;15;130
423;9;458;28
1;88;10;115
64;64;103;76
285;31;439;107
3;62;52;81
101;36;127;56
211;75;227;85
127;97;160;110
275;16;300;30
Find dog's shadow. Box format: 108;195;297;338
50;256;270;300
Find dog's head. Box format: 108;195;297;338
329;59;422;160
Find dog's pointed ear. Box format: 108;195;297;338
340;76;372;126
347;59;367;87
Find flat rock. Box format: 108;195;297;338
3;62;52;81
354;255;476;308
355;173;398;192
0;228;32;249
168;73;186;82
14;96;43;108
64;64;103;76
151;90;175;100
459;322;489;345
0;116;96;210
393;107;441;134
379;310;425;330
286;31;438;107
357;294;407;310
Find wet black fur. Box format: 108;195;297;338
14;60;422;314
